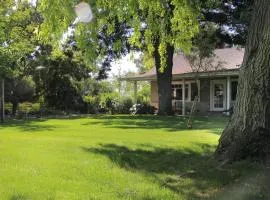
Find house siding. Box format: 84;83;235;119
150;77;237;114
150;79;211;114
198;79;211;113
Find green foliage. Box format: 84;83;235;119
99;92;119;110
39;0;201;71
137;82;151;104
192;22;219;58
115;97;134;114
83;95;99;105
4;102;13;114
18;102;41;114
0;2;39;78
83;95;100;114
5;76;36;114
31;47;92;113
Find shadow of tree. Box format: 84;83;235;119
83;143;270;199
0;119;56;132
82;115;227;134
83;143;241;199
9;194;29;200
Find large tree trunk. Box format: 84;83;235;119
154;43;174;115
216;0;270;161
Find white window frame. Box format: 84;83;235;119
172;80;199;102
210;80;227;111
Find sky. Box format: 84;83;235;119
109;54;139;78
14;1;140;78
21;1;140;78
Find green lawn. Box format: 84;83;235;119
0;115;269;200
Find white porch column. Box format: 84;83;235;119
182;79;186;116
197;79;201;101
227;76;231;116
133;81;138;104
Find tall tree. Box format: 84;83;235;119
202;0;252;46
38;0;200;115
0;1;40;120
216;0;270;161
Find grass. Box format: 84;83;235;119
0;115;269;200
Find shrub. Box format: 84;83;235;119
129;103;157;115
115;98;133;114
17;102;41;117
4;102;12;115
83;96;100;114
39;108;66;116
18;102;34;114
99;92;119;114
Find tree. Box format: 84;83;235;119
0;1;41;120
216;0;270;161
38;0;200;115
5;76;36;115
202;0;252;46
32;47;92;112
185;23;222;127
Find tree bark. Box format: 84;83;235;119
154;42;174;115
12;102;18;116
216;0;270;161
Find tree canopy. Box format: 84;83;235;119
39;0;200;69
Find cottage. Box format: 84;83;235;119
122;48;244;115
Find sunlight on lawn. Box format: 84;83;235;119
0;115;268;200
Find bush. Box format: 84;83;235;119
18;102;41;114
83;96;100;114
129;103;157;115
4;102;12;115
99;92;119;114
39;108;66;116
115;98;133;114
15;102;41;118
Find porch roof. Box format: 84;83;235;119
122;47;244;81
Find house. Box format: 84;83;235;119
122;48;244;115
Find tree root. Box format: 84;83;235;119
216;127;270;163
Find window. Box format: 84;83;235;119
231;81;238;101
185;84;189;100
172;83;193;101
176;88;182;100
172;84;182;100
191;83;198;101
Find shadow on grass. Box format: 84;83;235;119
0;119;56;132
83;143;270;200
82;115;227;135
9;194;29;200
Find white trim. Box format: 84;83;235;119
172;80;196;102
210;80;227;111
226;77;231;115
182;79;186;116
121;69;240;81
198;80;201;102
188;83;191;102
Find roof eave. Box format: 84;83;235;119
121;69;240;82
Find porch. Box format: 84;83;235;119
150;76;238;115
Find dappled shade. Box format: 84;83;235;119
84;143;270;199
82;115;225;134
